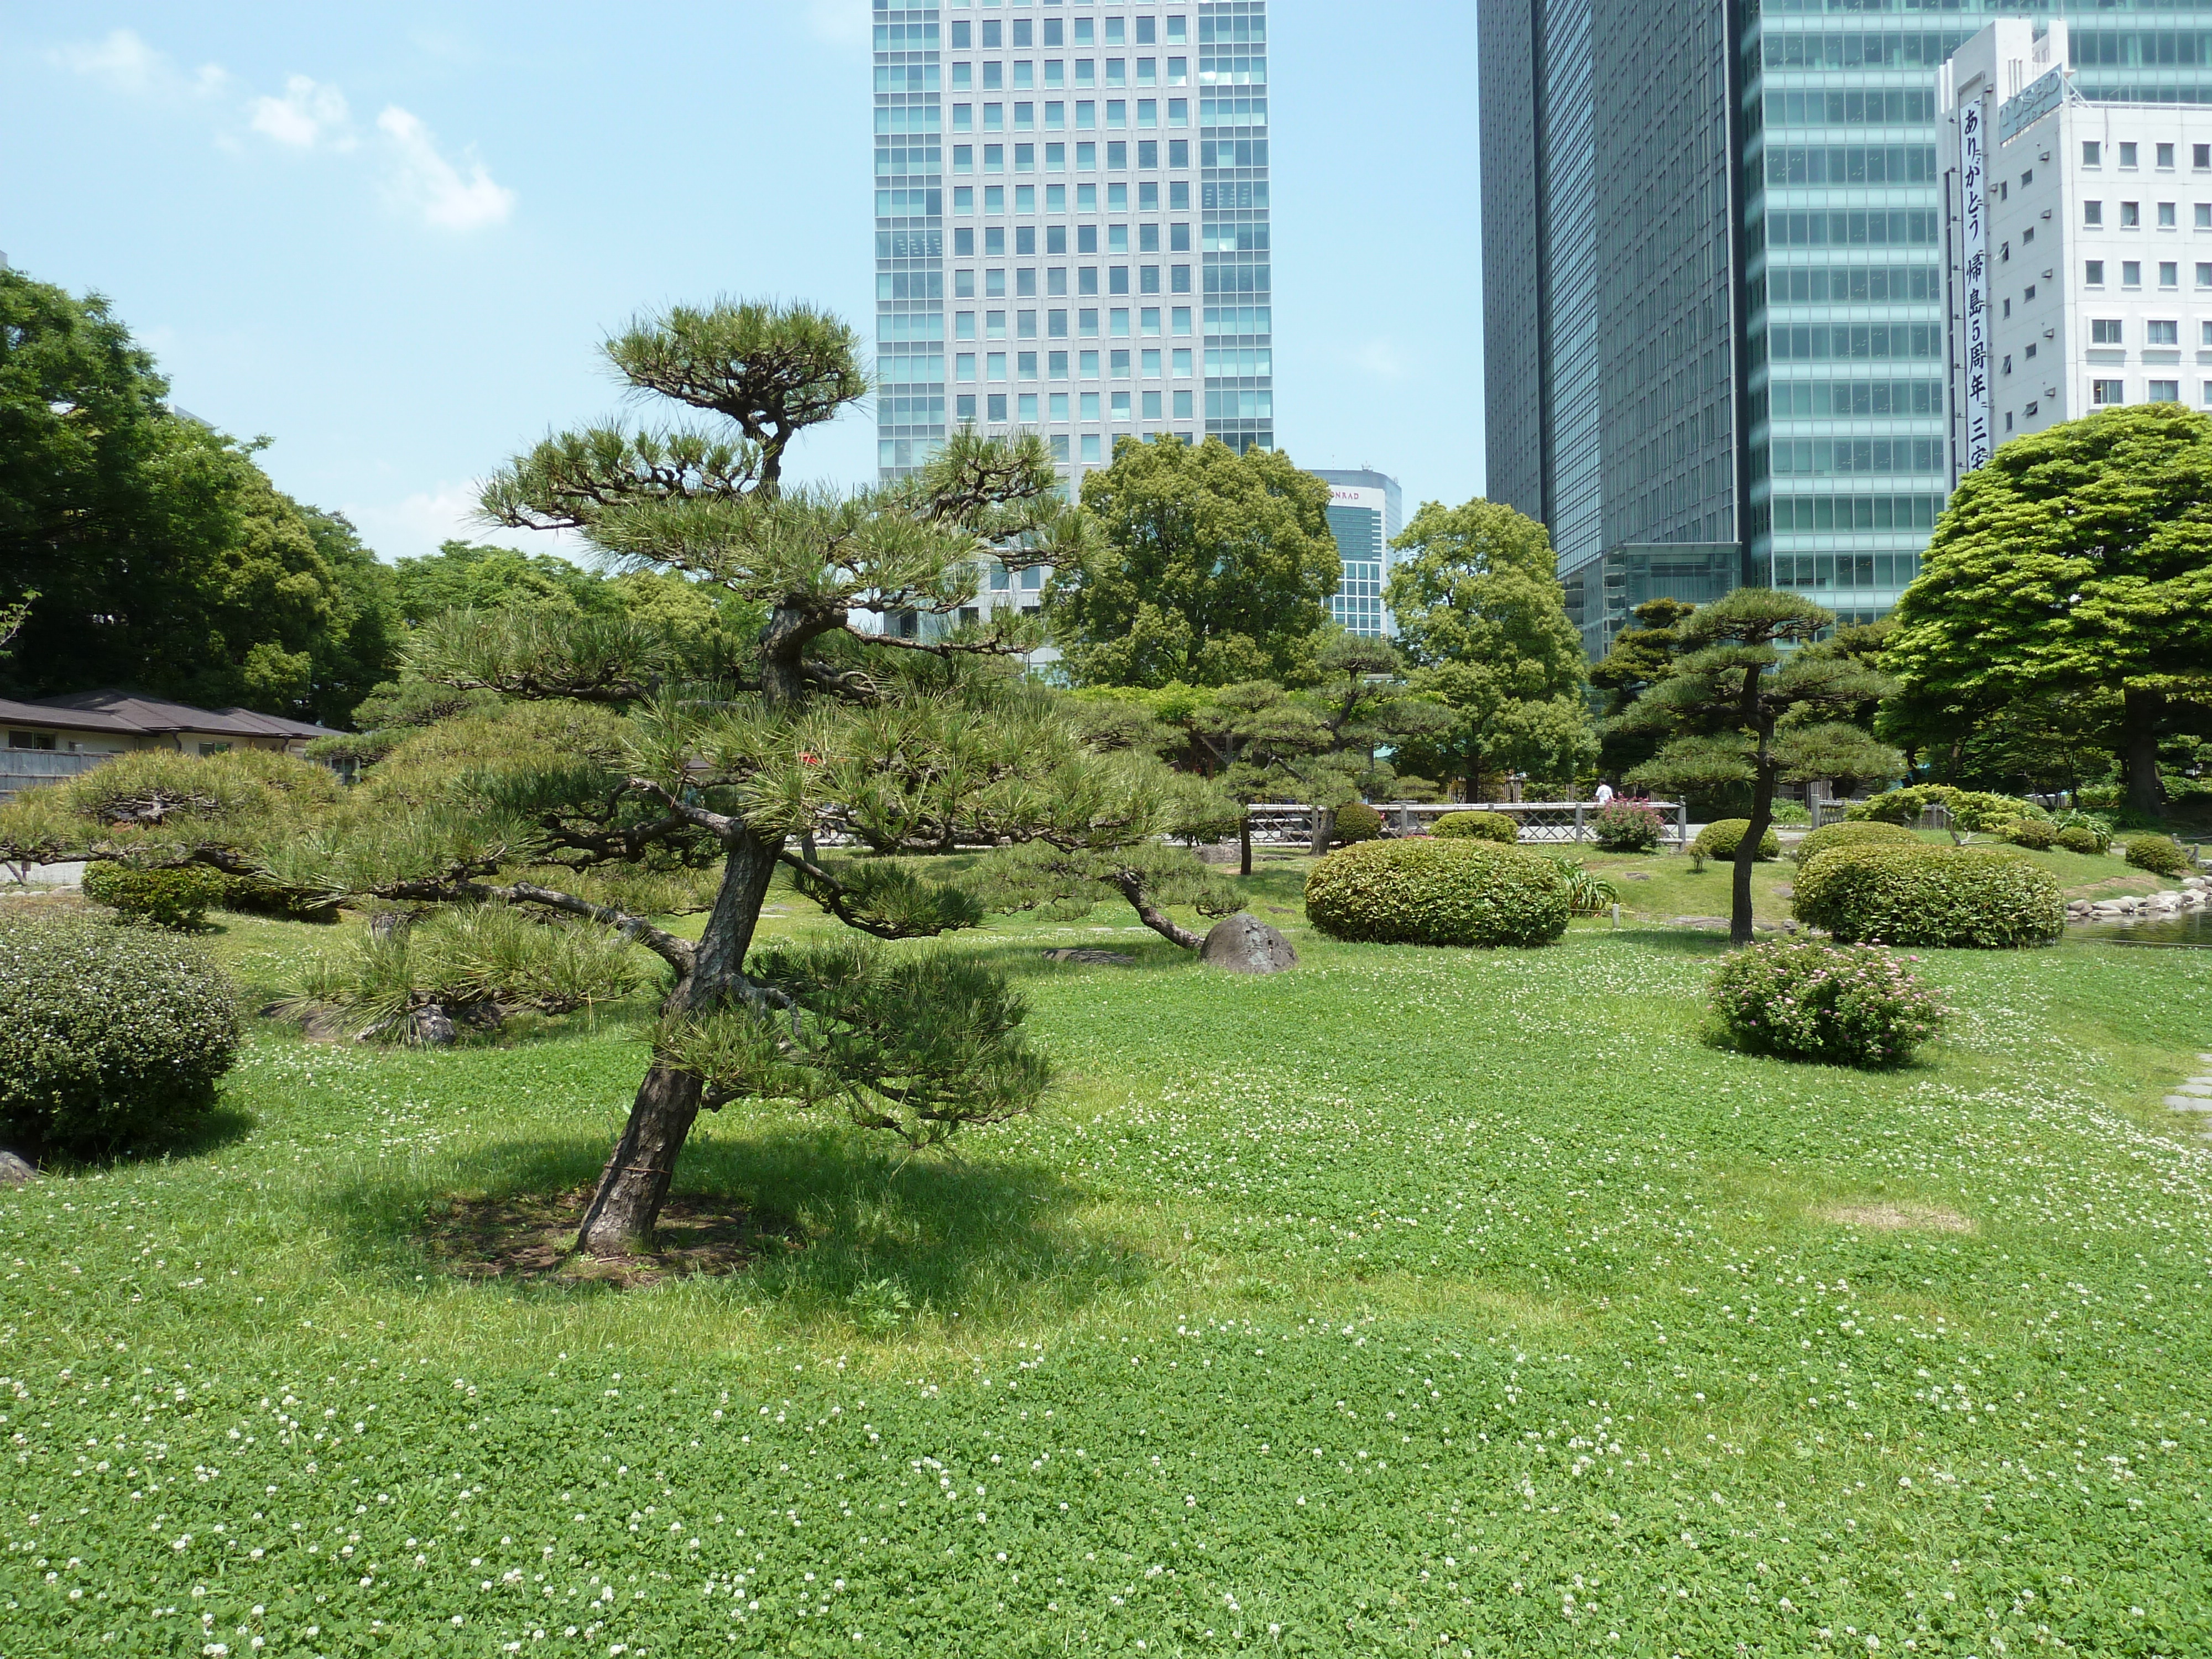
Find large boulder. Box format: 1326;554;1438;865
1201;913;1298;974
0;1151;36;1185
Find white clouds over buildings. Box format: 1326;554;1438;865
54;30;513;232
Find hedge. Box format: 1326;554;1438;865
80;863;229;930
1333;802;1384;844
2125;834;2193;879
0;912;241;1153
1694;819;1780;862
1303;838;1570;948
1796;820;1917;867
1432;811;1520;844
1791;845;2065;948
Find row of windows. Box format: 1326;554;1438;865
954;180;1190;213
2075;30;2212;69
1771;552;1923;593
945;16;1188;51
955;225;1193;255
2080;139;2212;171
1760;378;1944;419
956;390;1199;423
947;262;1194;295
950;347;1199;379
1764;144;1937;187
2089;377;2205;405
2085;317;2212;346
2081;257;2212;286
1762;88;1936;127
1766;322;1943;362
952;305;1194;338
1765;493;1948;533
1767;264;1942;305
1766;437;1945;476
948;138;1192;171
1761;210;1940;249
2079;200;2212;229
1750;30;1971;72
947;58;1196;92
948;97;1200;129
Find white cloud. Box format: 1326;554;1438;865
375;106;515;230
55;28;227;98
347;484;580;565
248;75;352;149
806;0;871;47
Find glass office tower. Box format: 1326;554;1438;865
1313;468;1404;637
873;0;1272;489
1480;1;2212;656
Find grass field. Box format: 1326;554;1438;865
4;868;2211;1656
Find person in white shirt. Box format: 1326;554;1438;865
1593;782;1615;806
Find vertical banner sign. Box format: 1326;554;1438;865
1961;96;1994;471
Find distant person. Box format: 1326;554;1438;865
1593;781;1615;806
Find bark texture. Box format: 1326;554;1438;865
2123;687;2168;816
1113;868;1204;951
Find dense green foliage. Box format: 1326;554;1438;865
1850;784;2045;832
1588;596;1699;780
1303;837;1571;947
3;910;2210;1654
0;266;400;724
1383;497;1595;797
1792;845;2067;948
1047;437;1338;688
2001;817;2058;851
1710;939;1945;1068
1431;810;1520;844
79;863;229;930
1590;798;1665;851
1693;818;1780;862
2125;833;2194;879
1794;819;1918;867
0;911;240;1152
1887;405;2212;815
1331;800;1384;843
2056;824;2107;855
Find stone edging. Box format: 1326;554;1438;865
2068;874;2209;925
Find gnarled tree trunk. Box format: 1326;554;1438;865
2122;686;2167;817
575;826;784;1257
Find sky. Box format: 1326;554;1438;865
0;1;1485;564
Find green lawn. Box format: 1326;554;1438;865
5;882;2212;1656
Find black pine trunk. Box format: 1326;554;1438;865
2122;687;2168;817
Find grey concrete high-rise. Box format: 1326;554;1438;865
1478;2;2212;659
872;0;1272;491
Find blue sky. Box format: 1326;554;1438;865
0;2;1484;562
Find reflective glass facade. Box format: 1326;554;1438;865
1482;0;2212;653
872;0;1270;489
1314;469;1405;637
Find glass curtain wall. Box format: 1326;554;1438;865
1201;1;1274;452
875;6;948;481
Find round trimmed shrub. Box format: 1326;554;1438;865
2125;833;2193;879
1591;799;1665;852
1333;802;1384;844
0;913;241;1154
2055;825;2107;856
1796;820;1917;867
1792;845;2064;948
1709;940;1943;1068
80;863;228;931
1303;838;1570;948
1433;811;1520;844
1999;817;2057;850
1694;819;1781;862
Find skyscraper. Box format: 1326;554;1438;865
1478;2;2212;659
1312;468;1402;638
872;0;1273;491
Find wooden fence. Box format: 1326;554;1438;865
0;750;112;805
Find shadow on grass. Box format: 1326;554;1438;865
320;1125;1152;1326
23;1102;260;1176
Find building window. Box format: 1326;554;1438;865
2158;142;2176;170
2159;202;2178;228
2150;380;2182;402
2121;142;2139;168
2086;260;2105;285
2092;379;2125;405
6;731;56;751
2162;262;2179;288
2084;141;2103;167
2123;261;2143;286
2084;201;2103;227
2092;319;2124;344
2149;320;2179;345
2121;201;2141;227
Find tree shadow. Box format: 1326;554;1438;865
317;1125;1151;1326
19;1103;259;1176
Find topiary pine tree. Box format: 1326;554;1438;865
286;300;1193;1256
1614;588;1903;946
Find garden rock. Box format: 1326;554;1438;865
1041;948;1138;966
416;1003;457;1046
0;1151;35;1185
1201;913;1298;974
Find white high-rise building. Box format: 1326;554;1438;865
1943;21;2212;475
871;0;1272;491
1312;469;1402;638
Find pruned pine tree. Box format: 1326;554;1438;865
1193;681;1360;867
1613;588;1903;945
289;299;1175;1256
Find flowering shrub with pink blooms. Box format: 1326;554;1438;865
1590;799;1666;852
1709;938;1943;1068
